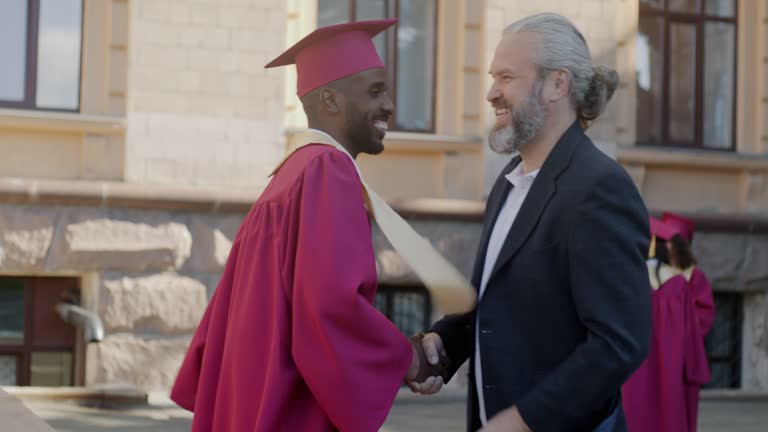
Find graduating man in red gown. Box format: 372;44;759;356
170;19;421;431
623;215;715;432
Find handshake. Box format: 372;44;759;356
405;332;451;395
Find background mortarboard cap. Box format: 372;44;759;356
648;216;680;259
650;216;680;241
265;19;397;97
661;212;695;243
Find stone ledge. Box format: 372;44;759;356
618;145;768;171
700;389;768;400
0;109;125;136
0;177;258;213
2;384;148;407
2;178;768;231
0;177;486;219
0;388;56;432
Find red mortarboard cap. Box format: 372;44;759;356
649;216;680;241
661;212;695;243
265;19;397;97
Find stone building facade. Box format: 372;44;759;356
0;0;766;394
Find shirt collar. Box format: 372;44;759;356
504;162;539;188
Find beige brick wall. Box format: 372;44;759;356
125;0;287;190
749;1;767;154
0;0;127;182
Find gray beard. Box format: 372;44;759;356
489;82;547;155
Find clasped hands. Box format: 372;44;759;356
405;332;450;395
405;332;531;432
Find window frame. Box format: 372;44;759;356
318;0;438;133
375;285;432;337
638;0;738;151
0;0;85;113
0;276;83;387
704;292;743;389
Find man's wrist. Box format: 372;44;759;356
506;406;532;432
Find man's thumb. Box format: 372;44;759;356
423;339;439;365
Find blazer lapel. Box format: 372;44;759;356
470;157;520;288
487;121;584;284
488;174;556;281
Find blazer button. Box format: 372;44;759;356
480;329;494;334
484;384;495;390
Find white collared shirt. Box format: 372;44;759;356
475;163;539;425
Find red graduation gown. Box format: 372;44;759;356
684;267;715;432
622;266;715;432
171;145;413;431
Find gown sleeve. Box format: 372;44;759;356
288;150;413;432
691;268;716;335
683;268;715;386
169;299;211;411
170;239;240;412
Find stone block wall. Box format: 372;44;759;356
743;292;768;390
695;232;768;390
2;200;764;391
695;233;768;293
0;204;242;390
373;219;482;292
0;203;483;391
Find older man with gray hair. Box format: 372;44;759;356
407;13;651;432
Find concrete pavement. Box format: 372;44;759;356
385;390;768;432
17;389;768;431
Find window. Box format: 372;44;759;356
374;285;431;336
317;0;437;132
704;292;742;389
0;277;81;386
0;0;84;111
636;0;737;150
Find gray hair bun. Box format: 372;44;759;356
578;66;619;129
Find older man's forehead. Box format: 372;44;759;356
499;32;540;57
491;33;539;68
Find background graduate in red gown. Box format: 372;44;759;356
623;215;715;432
171;19;421;432
662;212;716;432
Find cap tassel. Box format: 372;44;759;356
648;235;656;259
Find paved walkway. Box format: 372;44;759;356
0;389;56;432
18;390;768;431
384;393;768;432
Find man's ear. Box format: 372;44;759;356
545;69;570;103
320;88;343;114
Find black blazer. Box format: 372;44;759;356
432;122;651;432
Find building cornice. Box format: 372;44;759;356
0;109;125;135
0;177;766;232
618;146;768;171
